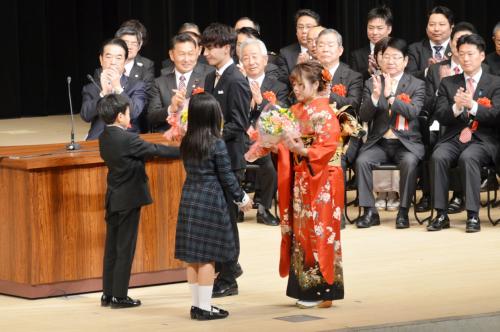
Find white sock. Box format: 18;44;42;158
189;283;199;307
198;285;215;312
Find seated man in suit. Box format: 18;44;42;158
201;23;251;297
317;28;364;171
350;6;393;82
240;38;290;226
428;34;500;233
485;22;500;76
416;22;479;214
235;27;280;80
355;37;425;229
305;26;325;61
407;6;454;80
81;38;147;140
234;16;260;33
148;33;213;132
276;8;320;85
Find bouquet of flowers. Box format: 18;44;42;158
163;87;204;142
245;102;300;162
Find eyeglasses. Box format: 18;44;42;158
297;25;316;31
123;40;139;48
382;55;404;61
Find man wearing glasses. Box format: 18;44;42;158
485;22;500;76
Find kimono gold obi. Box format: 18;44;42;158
293;135;342;167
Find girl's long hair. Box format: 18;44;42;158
180;92;223;162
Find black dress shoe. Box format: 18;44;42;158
212;282;238;298
355;210;380;228
257;209;279;226
110;296;141;308
427;214;450;231
395;212;410;229
465;216;481;233
196;306;229;320
448;196;465;214
190;306;201;319
234;262;243;279
100;294;112;307
252;201;259;209
415;195;431;213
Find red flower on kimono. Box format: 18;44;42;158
192;87;204;95
477;97;492;108
331;84;347;97
397;93;412;104
262;91;277;105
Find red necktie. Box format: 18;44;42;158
458;78;476;144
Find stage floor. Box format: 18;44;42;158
1;115;500;331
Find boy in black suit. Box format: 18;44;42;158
97;94;179;308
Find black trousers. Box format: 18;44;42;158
356;139;420;209
216;169;245;285
253;154;277;209
431;138;492;212
102;207;141;298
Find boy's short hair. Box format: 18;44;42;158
97;94;130;124
201;23;236;51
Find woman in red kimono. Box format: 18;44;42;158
279;61;344;308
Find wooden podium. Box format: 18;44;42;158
0;134;186;298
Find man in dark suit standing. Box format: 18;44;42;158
201;23;251;297
350;6;393;82
276;9;320;85
428;34;500;233
416;22;479;214
406;6;454;80
355;38;425;229
148;33;213;132
485;22;500;76
97;94;179;308
81;38;147;140
240;38;289;226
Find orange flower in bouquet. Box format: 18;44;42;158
262;91;277;105
477;97;492;108
331;84;347;97
397;93;412;104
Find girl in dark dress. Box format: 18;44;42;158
175;93;252;320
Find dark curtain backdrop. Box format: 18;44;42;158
1;0;496;119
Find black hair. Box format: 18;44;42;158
428;6;454;26
289;61;328;93
374;37;389;65
120;19;148;46
170;32;198;50
381;37;408;57
235;17;261;33
294;9;320;26
100;38;128;60
236;26;261;40
367;6;393;26
450;21;477;41
180;93;223;161
457;33;486;53
201;23;236;53
97;94;130;124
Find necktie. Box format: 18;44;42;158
459;78;476;143
178;75;186;90
433;45;443;60
214;71;221;88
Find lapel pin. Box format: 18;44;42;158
137;62;143;67
218;90;224;94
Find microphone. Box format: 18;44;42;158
66;76;81;151
86;74;102;92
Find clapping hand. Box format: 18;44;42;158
170;87;187;112
250;81;263;106
454;87;474;110
371;74;382;100
100;67;120;95
367;54;378;74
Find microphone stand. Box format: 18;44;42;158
66;76;81;151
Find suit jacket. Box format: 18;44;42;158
147;63;214;132
204;63;251;170
485;52;500;76
276;43;301;85
80;76;147;140
99;126;179;213
349;45;372;81
329;62;363;113
434;72;500;160
407;39;452;80
249;75;290;124
359;73;426;159
425;60;491;119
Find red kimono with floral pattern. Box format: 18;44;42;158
277;97;344;301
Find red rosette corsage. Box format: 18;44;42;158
477;97;492;108
192;87;204;95
331;84;347;97
262;91;277;105
396;93;412;104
